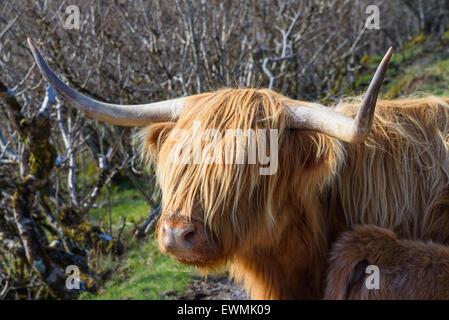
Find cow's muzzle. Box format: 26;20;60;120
158;216;221;266
160;219;200;251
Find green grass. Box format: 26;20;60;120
384;58;449;99
89;184;150;226
80;238;198;300
80;182;198;300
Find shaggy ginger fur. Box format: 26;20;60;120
324;225;449;299
140;88;449;299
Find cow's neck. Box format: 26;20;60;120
231;199;340;299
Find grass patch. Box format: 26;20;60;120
356;32;449;99
384;59;449;99
80;238;198;300
356;33;449;99
80;181;198;300
89;182;150;226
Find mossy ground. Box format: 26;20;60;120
359;34;449;99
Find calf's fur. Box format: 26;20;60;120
324;225;449;299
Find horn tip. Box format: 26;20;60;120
27;37;35;48
27;37;39;58
385;47;394;61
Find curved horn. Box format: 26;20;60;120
287;47;393;143
27;38;184;126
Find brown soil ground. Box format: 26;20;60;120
164;275;248;300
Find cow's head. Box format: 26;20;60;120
28;38;392;270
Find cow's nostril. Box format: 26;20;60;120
161;220;203;253
183;229;196;246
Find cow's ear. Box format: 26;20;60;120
139;122;176;161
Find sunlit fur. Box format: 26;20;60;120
324;225;449;299
139;88;449;299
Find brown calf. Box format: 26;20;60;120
324;225;449;299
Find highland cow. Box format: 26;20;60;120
324;225;449;300
29;38;449;299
